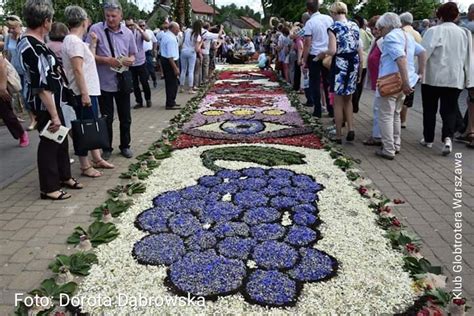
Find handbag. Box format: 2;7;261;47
104;28;133;94
71;107;109;152
3;57;22;94
377;32;407;97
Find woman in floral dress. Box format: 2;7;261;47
322;1;363;144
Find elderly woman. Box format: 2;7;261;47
363;15;383;147
62;5;115;177
322;1;363;144
0;55;29;147
19;0;82;200
420;2;473;155
4;15;37;131
375;12;426;160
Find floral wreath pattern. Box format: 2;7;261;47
132;167;337;307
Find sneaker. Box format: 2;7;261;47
120;148;133;158
401;122;407;129
70;158;75;164
420;138;433;148
146;100;152;108
133;104;144;109
375;148;395;160
19;131;29;147
442;137;452;156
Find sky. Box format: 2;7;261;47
135;0;472;15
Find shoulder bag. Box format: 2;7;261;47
377;32;407;97
104;28;133;94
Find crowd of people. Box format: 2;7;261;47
253;1;473;160
0;0;473;199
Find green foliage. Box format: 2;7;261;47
264;0;441;21
2;0;148;24
403;257;442;276
426;288;451;307
67;221;119;247
29;278;77;300
201;146;307;171
91;198;133;219
214;3;262;26
171;0;192;27
49;253;98;276
359;0;391;18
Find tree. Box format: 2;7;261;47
2;0;147;24
170;0;191;26
359;0;391;18
213;3;262;25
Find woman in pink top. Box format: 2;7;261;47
363;16;383;146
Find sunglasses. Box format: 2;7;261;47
6;16;21;22
139;25;145;28
103;3;121;10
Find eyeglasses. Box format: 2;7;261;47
139;24;145;28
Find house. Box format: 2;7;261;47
148;0;219;27
191;0;219;22
223;16;262;37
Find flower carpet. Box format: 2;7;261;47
17;65;465;315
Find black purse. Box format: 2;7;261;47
71;107;109;152
104;28;133;94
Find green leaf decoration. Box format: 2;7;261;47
201;146;307;172
29;278;77;301
91;199;132;219
346;170;360;181
48;253;98;276
14;302;30;316
67;222;119;247
426;288;451;307
107;182;146;198
403;257;443;276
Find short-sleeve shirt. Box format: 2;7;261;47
304;12;333;56
18;35;63;113
328;20;360;55
86;22;138;93
143;29;157;52
181;29;201;54
62;34;101;96
202;30;219;55
379;28;425;93
160;31;179;60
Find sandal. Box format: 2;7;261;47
61;177;84;189
81;166;103;178
363;138;382;146
92;159;115;169
40;190;71;200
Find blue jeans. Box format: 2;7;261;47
73;95;100;156
179;50;197;88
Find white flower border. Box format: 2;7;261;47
76;143;417;315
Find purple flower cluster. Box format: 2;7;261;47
133;167;337;307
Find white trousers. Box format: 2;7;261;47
377;92;405;156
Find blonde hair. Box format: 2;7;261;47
329;1;348;15
5;15;22;28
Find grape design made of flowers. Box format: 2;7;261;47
133;167;338;307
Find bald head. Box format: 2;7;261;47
169;21;179;34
